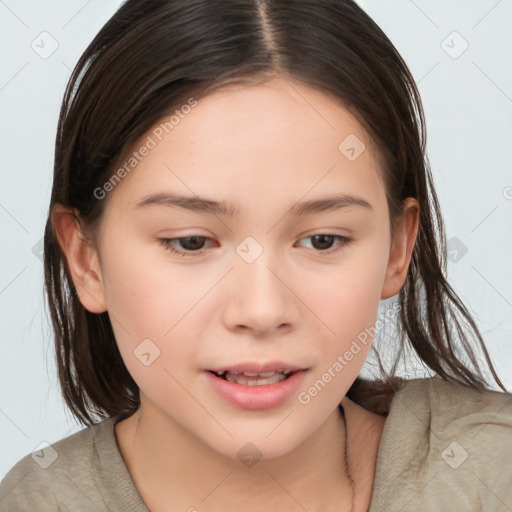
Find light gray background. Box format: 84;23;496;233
1;0;511;480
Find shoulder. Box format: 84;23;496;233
0;417;117;511
395;376;512;436
377;376;512;510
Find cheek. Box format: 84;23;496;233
100;233;210;331
310;249;386;325
294;267;384;409
99;241;215;383
301;243;388;365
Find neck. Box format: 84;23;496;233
114;400;370;512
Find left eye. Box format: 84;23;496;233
159;236;211;257
158;234;352;258
297;234;351;252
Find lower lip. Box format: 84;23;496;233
203;370;307;410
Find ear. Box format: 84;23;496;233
51;204;107;313
381;198;420;300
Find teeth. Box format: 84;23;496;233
212;369;297;385
215;369;293;376
241;371;276;377
226;372;287;385
222;370;295;386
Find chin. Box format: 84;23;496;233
199;425;309;466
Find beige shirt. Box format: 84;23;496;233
1;376;511;511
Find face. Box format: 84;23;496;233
76;77;413;460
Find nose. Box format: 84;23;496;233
221;250;299;336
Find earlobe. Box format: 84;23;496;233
51;204;107;313
381;198;420;300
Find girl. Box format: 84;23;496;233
1;1;511;511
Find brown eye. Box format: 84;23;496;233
158;236;212;257
297;234;352;254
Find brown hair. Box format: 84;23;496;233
44;0;509;426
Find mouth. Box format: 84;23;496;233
203;365;309;410
208;369;297;386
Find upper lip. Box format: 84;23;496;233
206;361;307;374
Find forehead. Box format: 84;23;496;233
107;77;385;214
180;77;365;152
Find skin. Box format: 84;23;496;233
53;76;419;511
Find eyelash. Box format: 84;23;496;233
158;234;352;258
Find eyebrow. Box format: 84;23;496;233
134;192;373;217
